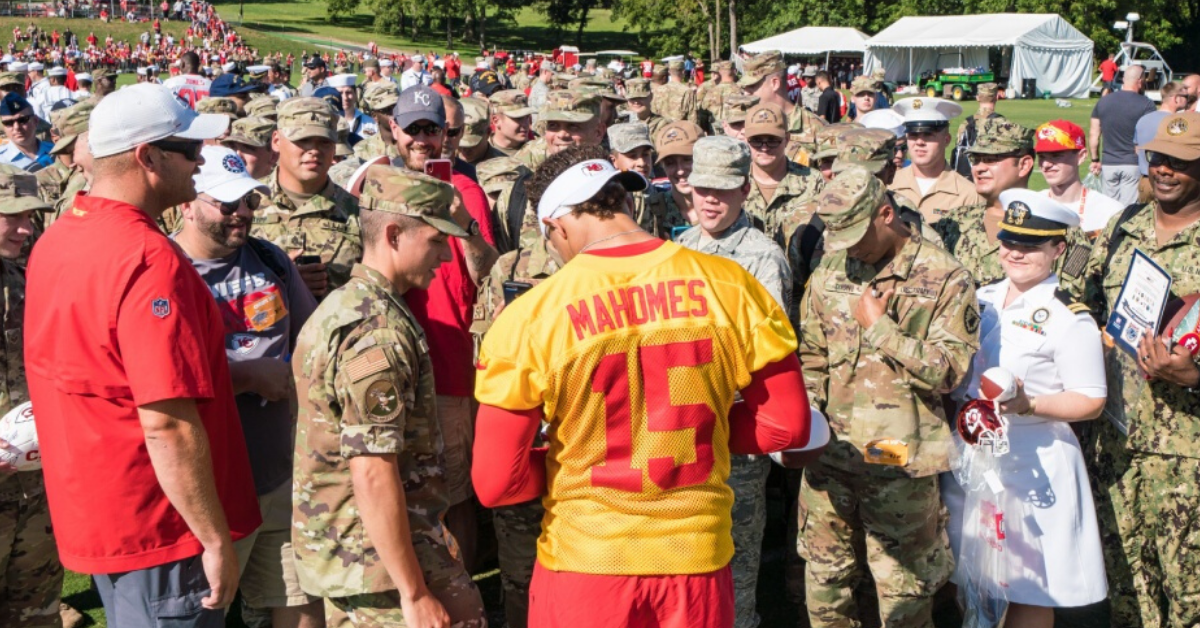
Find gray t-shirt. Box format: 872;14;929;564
1092;90;1157;166
1134;110;1169;176
180;238;318;495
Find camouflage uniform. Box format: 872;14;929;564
353;83;401;162
245;94;278;120
698;62;739;134
624;79;673;148
0;173;61;628
653;62;696;124
196;96;241;119
513;135;549;172
745;161;824;245
517;90;601;172
35;101;93;231
292;168;483;627
488;90;536;156
798;169;978;628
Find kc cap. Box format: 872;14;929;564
857;108;905;138
89;83;229;158
969;118;1034;155
489;89;535;118
393;84;445;128
222;116;276;148
997;188;1079;244
0;170;51;214
832;128;896;174
459;97;490;149
50;101;94;155
193;145;269;202
817;166;886;251
744;103;788;139
892;97;962;133
537;159;647;236
360;165;467;237
1034;120;1086;153
655;120;703;163
738;51;785;87
541;90;599;123
1140;112;1200;162
607;122;653;154
276;96;338;142
689;135;750;190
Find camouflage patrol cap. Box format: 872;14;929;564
50;101;94;155
723;94;760;124
668;60;685;72
196;97;240;119
359;165;469;237
832;128;897;174
489;89;536;118
0;72;22;89
277;96;338;142
651;64;667;77
476;156;530;195
361;81;401;113
542;90;599;123
968;117;1034;155
813;122;864;161
851;75;879;96
744;103;787;139
976;83;998;103
625;78;652;99
714;60;734;72
244;95;277;120
0;171;51;214
689;135;750;190
738;51;786;87
459;97;490;149
222;116;275;148
817;166;886;251
871;68;886;80
608;122;653;154
551;73;575;89
656;120;703;162
90;68;115;82
363;58;380;70
335;118;353;157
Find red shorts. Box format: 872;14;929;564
528;561;733;628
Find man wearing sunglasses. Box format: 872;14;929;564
0;93;53;172
742;102;824;245
24;82;261;628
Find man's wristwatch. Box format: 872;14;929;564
466;219;481;237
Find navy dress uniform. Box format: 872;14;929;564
888;97;983;225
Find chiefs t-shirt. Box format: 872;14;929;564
475;240;796;575
25;194;261;574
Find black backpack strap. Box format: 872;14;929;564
505;175;530;254
246;237;290;288
1103;203;1147;272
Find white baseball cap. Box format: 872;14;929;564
89;83;230;158
193;146;268;202
536;159;647;237
1;55;12;64
222;62;237;72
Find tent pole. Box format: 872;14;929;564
825;50;830;69
909;49;913;84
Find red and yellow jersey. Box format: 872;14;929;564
475;241;796;575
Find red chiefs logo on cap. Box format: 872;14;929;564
581;162;607;176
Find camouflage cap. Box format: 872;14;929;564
244;95;277;119
625;78;652;99
90;68;115;82
359;165;468;237
689;135;749;190
714;60;734;72
724;93;761;124
542;90;599;123
476;156;530;194
608;122;653;154
361;81;401;113
0;171;51;214
459;97;490;149
655;120;703;163
0;72;22;88
968;117;1034;155
813;122;864;161
651;64;667;77
870;68;886;80
832;128;897;174
50;101;94;155
277;96;338;142
668;60;685;72
363;58;380;69
222;115;276;148
818;166;886;251
489;89;536;118
335;118;353;157
976;83;998;103
196;96;240;119
850;75;879;96
738;51;786;87
551;73;575;89
744;103;787;140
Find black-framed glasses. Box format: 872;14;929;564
202;192;261;215
445;126;463;138
403;122;442;137
151;139;203;161
1147;150;1195;171
968;152;1021;166
1;114;31;127
748;136;784;149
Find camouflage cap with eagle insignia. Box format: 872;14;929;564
541;89;599;123
968;117;1034;155
655;120;703;163
832;128;897;174
1140;111;1200;162
738;51;786;87
0;170;52;214
359;165;468;238
816;166;886;251
277;96;338;142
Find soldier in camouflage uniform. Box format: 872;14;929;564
353;82;401;162
250;97;363;299
738;51;827;166
1077;112;1200;628
222;116;278;180
35;101;92;231
742;103;824;243
514;90;603;172
488;90;535;158
721;93;760;140
622;79;673;149
245;94;278;121
608;122;680;238
698;61;739;135
809;122;863;182
292;165;485;628
196;96;241;121
653;60;697;124
476;156;532;254
798;168;978;628
455;97;500;166
936;118;1090;291
675;136;791;628
655;120;703;235
0;171;62;628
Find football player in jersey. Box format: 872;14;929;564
473;146;827;628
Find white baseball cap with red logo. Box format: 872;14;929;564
536;159;647;236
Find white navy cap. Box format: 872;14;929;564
47;66;67;77
858;108;905;139
892;97;962;132
27;61;43;71
997;188;1079;244
327;73;357;88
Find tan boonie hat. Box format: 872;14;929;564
738;51;786;87
476;156;530;195
723;94;760;124
459;97;490;149
276;96;338;142
50;101;94;155
968;117;1034;155
244;95;277;119
818;166;886;251
608;122;653;154
689;135;749;190
851;76;878;96
362;81;400;113
744;103;787;140
196;97;240;119
489;89;536;118
832;128;897;174
222;116;275;148
624;78;652;99
813;122;864;161
976;83;998;103
542;90;599;123
0;72;22;89
359;165;468;237
0;171;51;214
656;120;703;163
1140;112;1200;162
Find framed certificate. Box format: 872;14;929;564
1105;249;1172;358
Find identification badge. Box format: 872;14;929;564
863;439;909;466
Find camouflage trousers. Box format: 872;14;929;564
492;499;544;628
325;569;487;628
1082;418;1200;628
797;463;952;628
0;484;63;628
729;454;770;628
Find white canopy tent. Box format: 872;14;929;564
863;14;1094;98
741;26;870;68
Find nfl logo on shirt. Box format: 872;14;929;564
152;298;171;318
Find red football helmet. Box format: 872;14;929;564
956;399;1009;454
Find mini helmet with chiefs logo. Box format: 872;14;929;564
956;398;1006;446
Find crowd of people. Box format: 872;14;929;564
0;9;1199;628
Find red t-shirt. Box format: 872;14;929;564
25;194;261;574
404;171;495;398
446;57;461;80
1100;59;1119;82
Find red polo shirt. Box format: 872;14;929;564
25;194;261;574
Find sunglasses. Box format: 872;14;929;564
1147;150;1195;171
968;152;1021;166
445;126;463;138
403;122;442;137
1;114;31;127
151;139;203;161
748;136;784;149
202;192;261;215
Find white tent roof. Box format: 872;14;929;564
866;13;1092;51
741;26;869;55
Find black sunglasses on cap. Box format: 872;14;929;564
150;138;204;161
